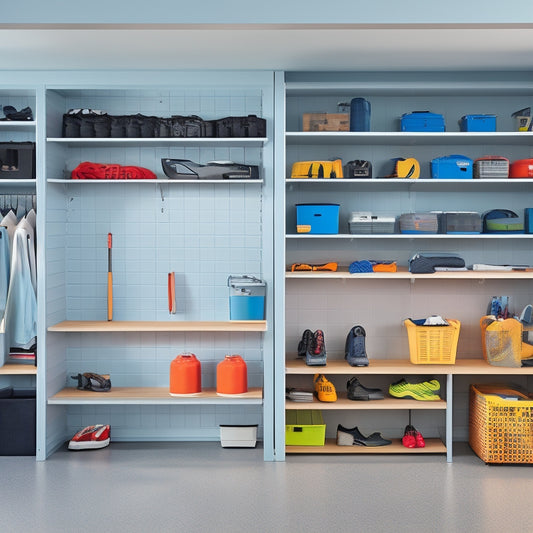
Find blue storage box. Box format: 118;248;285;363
401;112;445;132
228;275;266;320
431;155;473;179
460;114;496;132
525;208;533;234
296;203;340;234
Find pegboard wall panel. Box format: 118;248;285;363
63;182;263;321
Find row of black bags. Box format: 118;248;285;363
62;109;266;138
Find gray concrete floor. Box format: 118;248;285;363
2;442;533;533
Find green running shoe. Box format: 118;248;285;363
388;378;441;401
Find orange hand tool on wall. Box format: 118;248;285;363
168;272;176;314
107;233;113;321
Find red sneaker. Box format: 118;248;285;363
68;424;111;450
402;424;416;448
415;429;426;448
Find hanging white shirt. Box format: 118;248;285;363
3;217;37;352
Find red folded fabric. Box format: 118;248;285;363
71;161;156;180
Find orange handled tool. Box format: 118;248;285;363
107;233;113;321
168;272;176;314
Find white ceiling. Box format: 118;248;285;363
1;25;533;71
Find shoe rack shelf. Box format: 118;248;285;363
0;363;37;375
286;438;447;454
48;320;267;333
285;394;446;410
48;387;263;405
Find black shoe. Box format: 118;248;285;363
345;325;369;367
307;329;327;366
336;424;391;447
346;377;384;401
297;329;314;358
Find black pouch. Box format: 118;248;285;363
155;117;172;137
110;115;128;138
171;115;210;137
215;115;266;137
344;160;372;179
124;114;157;138
64;109;110;138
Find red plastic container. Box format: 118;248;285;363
169;353;201;395
509;158;533;178
217;355;248;395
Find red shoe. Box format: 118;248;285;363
402;424;416;448
414;429;426;448
68;424;111;450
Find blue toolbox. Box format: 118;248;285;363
459;114;496;132
296;203;340;234
431;154;473;179
401;111;445;132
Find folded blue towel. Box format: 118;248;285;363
349;260;373;274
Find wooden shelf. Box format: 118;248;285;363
48;387;263;405
0;363;37;375
286;438;446;454
286;393;446;410
286;268;533;280
48;320;267;332
285;358;533;375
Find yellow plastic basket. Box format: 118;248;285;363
469;384;533;464
404;318;460;364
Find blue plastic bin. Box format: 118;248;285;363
296;203;340;234
228;275;266;320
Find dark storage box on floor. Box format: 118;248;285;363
0;387;36;455
0;142;36;179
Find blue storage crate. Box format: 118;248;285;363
401;112;445;132
460;114;496;132
296;203;340;234
431;155;473;179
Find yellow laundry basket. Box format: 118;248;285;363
404;318;460;364
469;384;533;464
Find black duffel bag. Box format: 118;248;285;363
171;115;214;137
215;115;266;137
63;109;110;138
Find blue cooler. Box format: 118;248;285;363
401;111;445;132
431;155;473;179
296;203;340;234
459;114;496;132
228;275;266;320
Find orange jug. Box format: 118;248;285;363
217;354;248;395
169;353;201;395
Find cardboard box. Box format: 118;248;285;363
303;113;349;132
286;410;325;446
